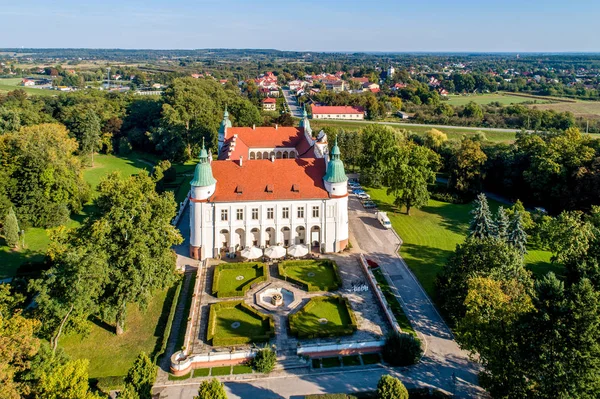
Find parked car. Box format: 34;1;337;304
357;192;370;200
352;188;365;195
377;211;392;229
348;182;361;189
348;178;359;184
362;201;377;209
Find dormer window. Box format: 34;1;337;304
265;184;273;193
291;184;299;192
235;185;243;194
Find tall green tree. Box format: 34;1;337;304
195;378;227;399
73;110;101;166
36;359;101;399
376;375;409;399
468;193;494;239
91;172;182;334
507;211;528;255
3;207;19;248
448;138;487;194
495;206;509;241
124;352;156;399
358;124;400;186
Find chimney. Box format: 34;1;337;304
271;154;275;163
252;124;255;130
275;124;278;130
239;156;243;167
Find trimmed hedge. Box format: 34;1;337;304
153;275;184;362
212;262;268;298
207;300;275;346
278;259;342;292
289;296;358;339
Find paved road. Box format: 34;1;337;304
282;88;303;117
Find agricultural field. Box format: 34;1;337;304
0;77;55;96
528;100;600;121
364;187;557;299
444;92;550;106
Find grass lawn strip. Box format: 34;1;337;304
321;357;342;368
211;366;231;376
207;301;274;346
168;372;191;381
278;259;341;292
371;268;416;336
360;353;381;365
342;355;361;366
232;365;253;374
212;262;268;298
364;187;557;299
192;368;210;377
289;296;357;339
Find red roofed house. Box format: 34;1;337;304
21;78;35;86
262;97;277;111
311;105;365;120
188;107;349;260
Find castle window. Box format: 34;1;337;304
236;209;244;220
267;208;274;219
297;207;304;218
220;209;228;221
282;207;289;219
251;208;259;220
312;206;320;218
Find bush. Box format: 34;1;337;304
429;184;471;204
377;375;408;399
118;136;133;155
196;378;227;399
124;352;156;399
382;332;422;366
252;348;276;373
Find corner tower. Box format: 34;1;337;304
323;136;349;252
323;136;348;196
217;106;232;154
299;105;312;137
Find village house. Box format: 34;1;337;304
262;97;277;111
311;105;365;120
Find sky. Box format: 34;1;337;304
1;0;599;52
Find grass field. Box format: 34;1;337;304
528;100;600;120
0;77;55;96
60;285;174;378
289;296;355;337
444;93;550;106
209;302;272;345
212;263;266;297
279;260;341;291
364;187;558;299
371;268;416;336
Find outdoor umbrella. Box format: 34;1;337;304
240;246;263;260
287;244;309;258
264;245;286;259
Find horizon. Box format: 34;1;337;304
2;0;599;52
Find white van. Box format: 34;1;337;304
377;212;392;229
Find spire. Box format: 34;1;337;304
191;138;216;187
324;137;347;184
223;104;229;119
302;104;307;118
299;104;312;135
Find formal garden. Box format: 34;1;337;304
212;262;269;298
289;295;358;339
278;259;342;292
207;300;275;346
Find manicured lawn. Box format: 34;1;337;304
232;365;253;374
342;355;361;366
60;286;174;378
360;353;381;365
168;372;191;381
321;357;342;368
83;153;152;192
211;366;231;376
371;268;416;336
209;301;273;345
289;296;356;338
279;259;341;292
212;263;267;298
193;368;211;377
365;187;558;299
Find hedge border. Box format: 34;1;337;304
212;262;269;298
278;259;342;292
153;275;184;363
207;300;275;346
289;295;358;339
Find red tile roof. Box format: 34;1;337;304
210;158;328;202
350;77;370;84
311;105;365;115
262;98;277;103
225;127;306;151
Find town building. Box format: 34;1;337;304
21;78;35;86
262;97;277;111
387;65;395;78
311;105;365;120
188;108;349;260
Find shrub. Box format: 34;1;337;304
382;332;423;366
252;348;277;373
3;207;19;248
124;352;156;399
377;375;408;399
196;378;227;399
118;136;133;155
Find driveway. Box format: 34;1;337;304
282;88;303;117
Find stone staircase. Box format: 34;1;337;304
274;354;310;372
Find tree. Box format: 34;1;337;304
252;347;276;373
92;172;182;334
461;101;484;120
0;285;41;399
72;110;101;166
124;352;156;399
376;375;409;399
386;143;439;215
358;124;400;186
495;206;509;241
505;200;534;232
436;236;529;322
423;128;447;149
468;193;494;239
448;138;487;194
195;378;227;399
3;207;19;248
545;211;595;264
382;332;422;366
0;123;90;228
507;211;528;255
36;359;101;399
